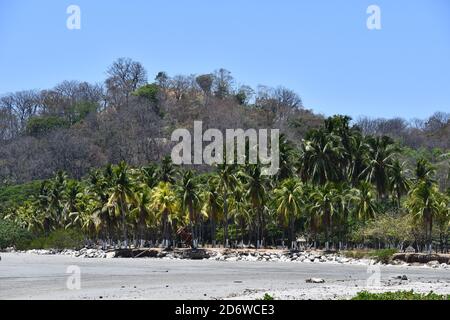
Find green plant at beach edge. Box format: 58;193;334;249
352;290;450;300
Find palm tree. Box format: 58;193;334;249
415;158;435;182
309;183;342;250
435;194;449;253
45;172;67;230
389;160;410;208
363;136;397;200
178;170;201;248
107;161;137;247
150;182;178;247
229;185;250;247
273;178;303;249
348;132;369;186
350;181;378;221
201;177;222;247
276;134;297;181
406;159;440;253
141;164;159;189
130;187;153;247
36;181;53;234
241;164;268;248
159;156;177;183
406;180;442;253
216;164;237;247
63;180;81;227
86;169;115;243
299;128;345;185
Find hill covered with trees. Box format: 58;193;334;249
0;58;449;253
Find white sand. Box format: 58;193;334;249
0;252;448;300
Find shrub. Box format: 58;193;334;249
25;116;69;137
0;181;42;212
27;229;84;250
257;293;275;301
352;290;450;300
133;83;159;103
0;220;32;250
369;249;398;264
342;250;370;259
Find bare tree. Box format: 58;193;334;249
425;112;450;132
0;108;18;141
106;58;148;108
170;75;195;101
0;90;40;131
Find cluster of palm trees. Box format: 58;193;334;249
5;116;450;252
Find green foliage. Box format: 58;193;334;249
27;229;84;250
369;249;398;264
2;115;449;251
133;83;159;103
0;220;32;250
352;290;450;300
341;250;371;260
0;180;42;213
352;214;417;247
71;101;98;123
259;293;275;301
26;116;69;137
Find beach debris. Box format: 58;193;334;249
306;278;325;284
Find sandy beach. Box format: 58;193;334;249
0;252;448;300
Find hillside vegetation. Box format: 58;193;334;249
0;58;449;252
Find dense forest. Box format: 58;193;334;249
0;58;449;253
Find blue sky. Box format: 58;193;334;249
0;0;449;119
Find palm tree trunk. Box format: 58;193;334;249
211;215;216;247
223;191;229;248
120;197;128;248
428;215;433;253
290;215;295;250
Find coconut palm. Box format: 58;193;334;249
415;158;436;183
309;183;342;250
86;169;115;243
229;182;251;246
348;132;369;186
178;170;201;247
273;178;303;249
435;194;449;253
45;171;68;229
299;128;345;185
363;136;397;200
406;180;443;253
201;176;222;247
62;180;81;226
140;164;159;189
240;164;268;248
130;187;153;247
389;160;410;208
276;134;297;181
107;161;137;247
216;164;237;247
150;182;178;247
350;181;378;221
406;159;442;253
159;156;177;183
